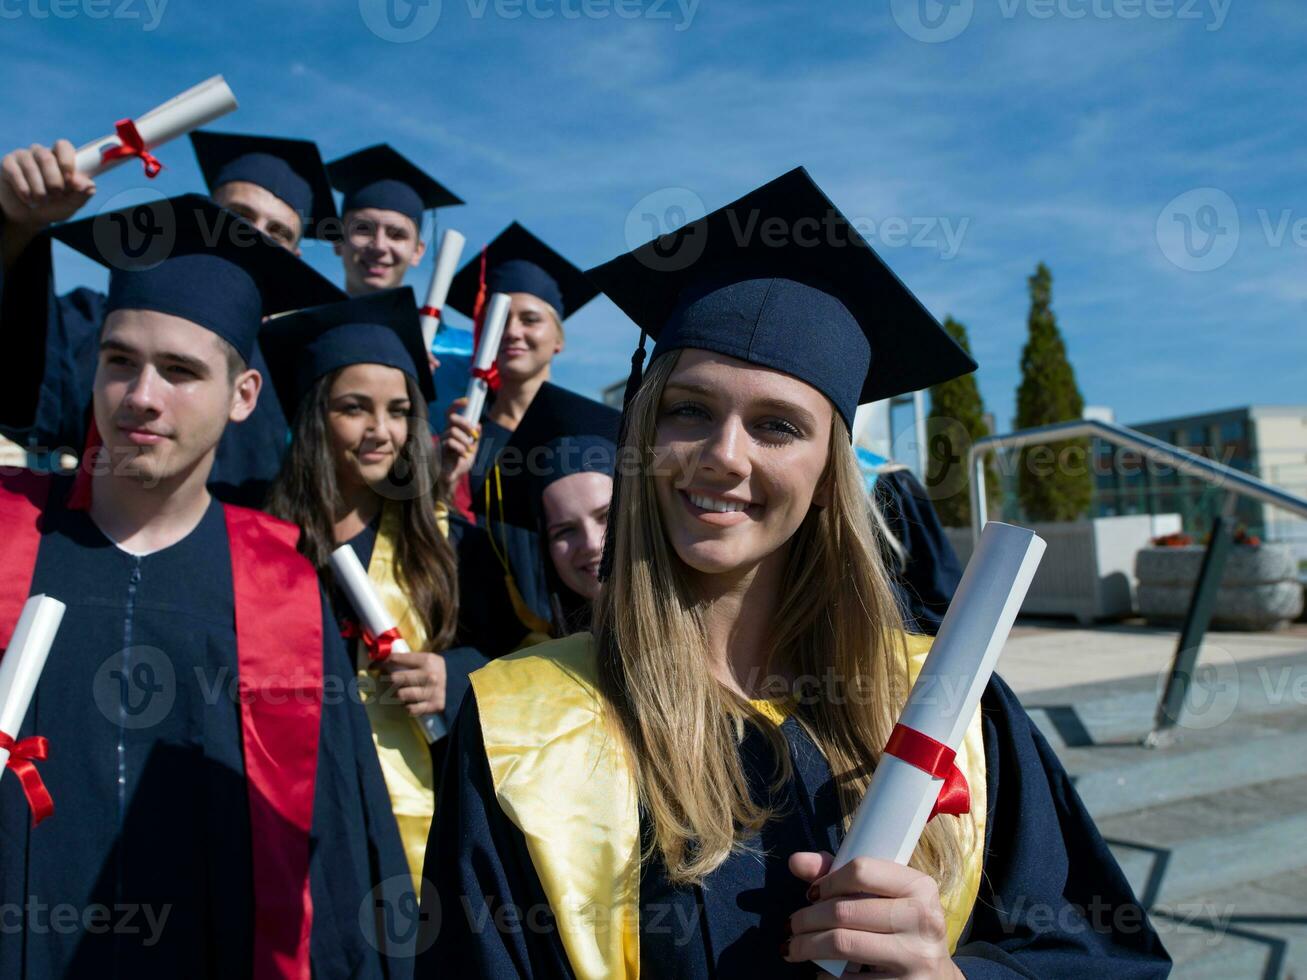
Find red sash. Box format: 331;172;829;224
0;472;323;980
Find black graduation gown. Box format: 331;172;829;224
338;509;528;733
466;418;552;628
0;238;289;507
0;480;413;979
874;469;965;636
418;676;1171;979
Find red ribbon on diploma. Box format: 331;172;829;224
470;246;501;393
883;723;970;820
420;305;441;319
340;620;403;662
99;119;164;178
0;731;54;826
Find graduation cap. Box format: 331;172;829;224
327;144;463;229
512;383;620;500
487;383;619;529
50;194;344;362
446;222;598;322
585;167;977;433
259;287;436;420
190;130;339;241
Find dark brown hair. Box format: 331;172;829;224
266;369;459;651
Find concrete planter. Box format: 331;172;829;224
945;514;1182;624
1135;543;1304;630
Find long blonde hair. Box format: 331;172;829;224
594;352;973;889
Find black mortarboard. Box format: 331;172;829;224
327;144;463;228
260;287;436;419
490;383;619;528
189;130;339;240
446;222;597;321
50;194;343;363
585;167;977;432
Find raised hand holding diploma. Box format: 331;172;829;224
74;75;238;179
460;292;512;430
330;545;447;742
420;229;467;352
0;595;66;826
804;521;1046;977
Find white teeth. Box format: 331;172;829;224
689;492;748;514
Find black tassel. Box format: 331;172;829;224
598;331;647;582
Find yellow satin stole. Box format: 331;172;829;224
354;500;450;892
470;632;987;980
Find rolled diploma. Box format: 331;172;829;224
420;229;467;351
817;521;1046;977
459;292;511;428
0;595;67;779
75;75;239;177
330;545;446;743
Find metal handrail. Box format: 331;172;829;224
968;418;1307;542
966;417;1307;741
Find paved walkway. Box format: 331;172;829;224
1000;616;1307;697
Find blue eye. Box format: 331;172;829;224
665;401;709;420
757;418;802;444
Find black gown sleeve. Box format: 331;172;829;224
310;589;417;980
0;231;103;453
953;674;1171;978
416;691;573;980
874;469;964;635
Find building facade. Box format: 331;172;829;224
1092;406;1307;553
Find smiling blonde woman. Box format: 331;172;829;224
418;171;1171;979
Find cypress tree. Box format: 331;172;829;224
1015;263;1092;522
925;317;998;527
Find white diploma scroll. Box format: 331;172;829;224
330;545;447;743
74;75;239;177
0;595;66;780
420;229;467;352
817;521;1046;978
459;292;511;429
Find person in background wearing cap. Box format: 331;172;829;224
327;144;462;297
494;383;619;638
417;170;1171;978
437;222;601;638
260;287;527;892
0;131;342;505
0;196;412;979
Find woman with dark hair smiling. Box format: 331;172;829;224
262;287;523;890
418;171;1170;979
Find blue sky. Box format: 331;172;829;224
3;0;1304;430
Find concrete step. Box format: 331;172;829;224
1014;653;1307;978
1019;649;1307;751
1150;872;1307;979
1062;707;1307;819
1098;775;1307;906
